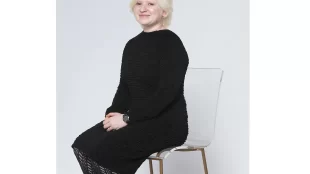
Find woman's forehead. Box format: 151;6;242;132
137;0;158;3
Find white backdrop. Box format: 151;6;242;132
56;0;249;173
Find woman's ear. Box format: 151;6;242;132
162;10;168;18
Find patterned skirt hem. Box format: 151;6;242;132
73;147;119;174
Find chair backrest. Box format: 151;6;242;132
183;68;223;147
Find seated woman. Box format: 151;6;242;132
71;0;189;173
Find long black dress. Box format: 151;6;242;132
71;29;189;174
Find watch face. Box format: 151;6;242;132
123;115;129;122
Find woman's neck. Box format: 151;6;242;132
142;24;166;33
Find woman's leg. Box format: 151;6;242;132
73;147;119;174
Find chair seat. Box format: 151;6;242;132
147;141;211;160
183;139;212;148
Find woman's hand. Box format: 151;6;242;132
103;112;128;132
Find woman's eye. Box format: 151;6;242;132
148;3;154;6
136;2;141;5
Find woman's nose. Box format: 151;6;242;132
140;5;147;12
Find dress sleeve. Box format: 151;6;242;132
127;36;189;123
105;42;131;116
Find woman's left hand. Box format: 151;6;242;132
103;112;127;132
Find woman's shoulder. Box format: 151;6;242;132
157;29;183;42
159;30;186;49
162;30;184;44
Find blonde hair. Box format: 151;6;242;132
129;0;173;27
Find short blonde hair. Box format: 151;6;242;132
129;0;173;27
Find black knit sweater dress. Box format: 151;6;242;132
71;29;189;174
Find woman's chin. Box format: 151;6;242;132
138;22;147;25
137;20;150;25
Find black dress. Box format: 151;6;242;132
71;29;189;174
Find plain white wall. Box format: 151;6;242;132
57;0;249;174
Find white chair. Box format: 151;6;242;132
147;68;224;174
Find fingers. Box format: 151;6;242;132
106;126;114;132
103;113;122;132
103;118;110;124
106;112;119;118
105;114;111;118
106;113;114;118
103;122;111;129
103;120;117;131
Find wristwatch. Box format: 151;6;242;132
123;111;130;123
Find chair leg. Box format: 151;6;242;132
149;159;154;174
159;159;164;174
199;148;208;174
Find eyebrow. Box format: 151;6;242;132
137;0;156;3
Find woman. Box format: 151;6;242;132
71;0;189;173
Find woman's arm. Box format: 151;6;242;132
105;41;131;116
104;77;130;116
127;35;189;123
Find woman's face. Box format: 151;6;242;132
133;0;167;28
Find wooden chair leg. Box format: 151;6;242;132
149;159;154;174
199;148;208;174
159;159;164;174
